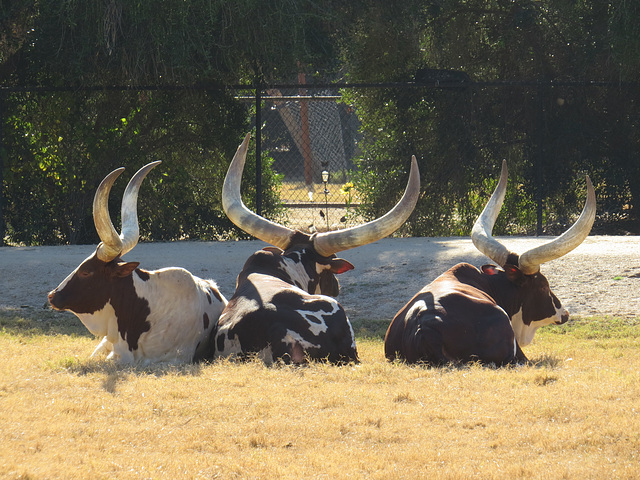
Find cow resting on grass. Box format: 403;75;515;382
207;133;420;364
385;160;596;365
48;162;227;364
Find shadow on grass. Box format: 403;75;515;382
51;357;206;394
0;307;91;337
352;318;389;340
527;353;564;369
387;353;564;371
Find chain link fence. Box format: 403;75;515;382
1;78;639;245
259;86;362;232
252;79;640;236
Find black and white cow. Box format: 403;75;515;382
207;133;420;364
48;162;227;364
385;160;596;365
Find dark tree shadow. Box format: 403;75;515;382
0;307;92;337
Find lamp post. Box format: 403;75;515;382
321;169;330;230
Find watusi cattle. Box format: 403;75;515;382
385;160;596;365
207;133;420;364
48;162;227;364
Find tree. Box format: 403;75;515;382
1;0;341;244
3;1;640;245
337;0;640;234
4;0;344;86
3;88;265;245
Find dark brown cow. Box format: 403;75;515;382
385;160;596;365
48;162;227;364
206;133;420;364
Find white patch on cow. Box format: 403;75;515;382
278;255;312;290
511;309;555;347
111;341;136;363
78;302;131;362
510;300;566;346
510;309;538;346
256;345;275;365
90;336;112;358
315;262;336;275
283;330;321;350
214;318;243;358
295;298;340;336
347;316;357;350
128;268;227;363
76;302;118;339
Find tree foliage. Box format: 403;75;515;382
3;88;275;245
2;0;344;86
2;1;640;245
1;0;330;245
337;1;640;235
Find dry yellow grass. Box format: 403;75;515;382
1;312;639;480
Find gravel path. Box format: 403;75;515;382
2;235;638;320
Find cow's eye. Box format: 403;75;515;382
78;270;93;278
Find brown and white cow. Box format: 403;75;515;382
48;162;227;364
205;133;420;364
385;160;596;365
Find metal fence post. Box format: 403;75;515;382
0;90;5;246
255;83;262;216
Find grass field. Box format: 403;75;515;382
1;309;639;479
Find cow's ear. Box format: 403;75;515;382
503;264;524;284
329;258;355;274
263;246;284;255
115;262;140;277
481;264;502;276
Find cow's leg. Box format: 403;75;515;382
289;341;306;364
331;338;359;364
90;336;112;358
111;340;135;363
492;326;529;366
268;337;308;365
514;341;529;365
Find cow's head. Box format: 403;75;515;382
48;161;160;315
240;237;355;297
472;160;596;345
223;133;420;295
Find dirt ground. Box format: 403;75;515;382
2;235;639;321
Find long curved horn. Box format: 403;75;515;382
120;161;162;256
222;133;295;249
518;175;596;274
94;167;125;262
313;155;420;256
471;160;511;267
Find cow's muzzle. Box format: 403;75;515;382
557;309;569;325
47;290;64;311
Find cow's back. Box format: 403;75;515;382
385;264;518;365
127;267;226;362
213;273;358;364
